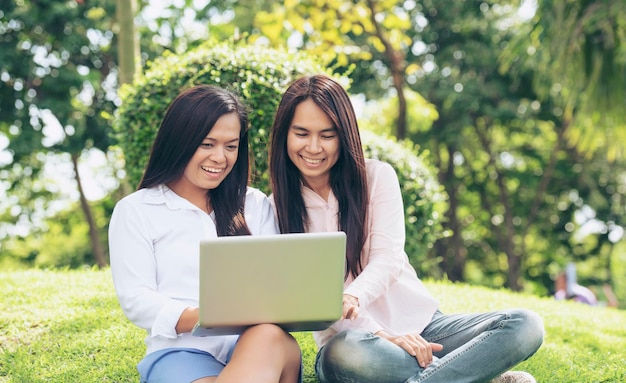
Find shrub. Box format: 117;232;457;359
0;201;112;269
113;39;333;192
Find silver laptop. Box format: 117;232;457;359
192;231;346;336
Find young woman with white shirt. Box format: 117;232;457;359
268;75;544;383
109;85;301;383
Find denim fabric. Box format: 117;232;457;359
315;309;544;383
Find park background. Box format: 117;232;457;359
1;0;625;382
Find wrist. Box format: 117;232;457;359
374;329;388;338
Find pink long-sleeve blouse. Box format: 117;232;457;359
301;159;439;348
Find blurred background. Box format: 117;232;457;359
0;0;624;308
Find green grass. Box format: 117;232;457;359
1;269;624;383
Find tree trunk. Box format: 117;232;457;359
71;152;107;267
474;123;522;290
436;144;466;281
392;66;408;139
365;0;407;139
116;0;139;196
116;0;139;85
525;118;571;230
430;129;466;281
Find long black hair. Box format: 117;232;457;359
269;75;368;278
139;85;251;236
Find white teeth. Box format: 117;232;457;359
201;166;223;173
302;157;322;165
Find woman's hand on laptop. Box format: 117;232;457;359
341;294;360;320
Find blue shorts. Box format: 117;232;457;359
137;348;233;383
137;347;303;383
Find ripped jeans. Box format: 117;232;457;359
315;309;544;383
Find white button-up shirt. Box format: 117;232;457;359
109;184;278;363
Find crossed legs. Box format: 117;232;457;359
316;309;544;383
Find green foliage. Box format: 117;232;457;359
359;89;439;137
0;0;117;158
2;269;625;382
250;0;412;99
0;0;119;268
0;198;113;270
113;38;333;191
31;214;92;269
0;152;61;240
360;130;448;275
611;242;626;310
501;0;626;158
394;0;625;293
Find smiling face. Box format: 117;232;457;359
286;99;340;196
167;112;241;210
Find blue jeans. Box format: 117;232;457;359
315;309;544;383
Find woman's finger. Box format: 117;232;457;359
341;294;359;320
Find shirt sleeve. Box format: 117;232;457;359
108;199;188;339
246;188;280;235
344;162;407;308
258;193;280;235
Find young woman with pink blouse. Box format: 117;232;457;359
269;75;543;383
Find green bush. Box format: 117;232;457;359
361;130;448;275
0;201;112;269
113;39;332;192
112;40;447;272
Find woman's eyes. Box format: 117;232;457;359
200;143;238;150
293;132;336;139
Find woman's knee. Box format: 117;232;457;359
323;330;373;363
317;330;419;383
317;330;410;383
507;308;545;356
241;324;299;351
317;330;373;374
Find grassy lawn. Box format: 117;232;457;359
1;269;624;383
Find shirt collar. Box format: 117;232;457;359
301;184;338;209
142;184;204;212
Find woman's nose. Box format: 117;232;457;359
307;137;322;153
210;147;226;162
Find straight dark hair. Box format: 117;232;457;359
269;75;368;279
139;85;251;236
